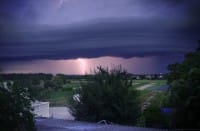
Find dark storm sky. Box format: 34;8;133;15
0;0;200;74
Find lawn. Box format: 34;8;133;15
134;80;167;109
38;80;81;106
130;80;166;90
43;90;73;106
39;79;167;107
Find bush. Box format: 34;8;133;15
142;93;171;128
166;42;200;128
69;66;140;125
0;81;36;131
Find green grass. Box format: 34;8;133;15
51;81;81;106
133;80;167;106
41;90;73;106
130;80;167;90
38;80;83;106
145;80;167;91
131;82;149;88
38;79;167;107
137;90;153;105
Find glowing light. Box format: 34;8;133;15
77;58;87;74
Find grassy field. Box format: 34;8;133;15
41;90;73;106
131;80;166;90
39;79;167;107
134;80;167;109
37;79;81;106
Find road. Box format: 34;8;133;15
36;118;167;131
50;107;74;120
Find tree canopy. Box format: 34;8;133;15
70;66;140;125
167;42;200;128
0;81;36;131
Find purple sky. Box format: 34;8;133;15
0;0;200;74
1;55;184;75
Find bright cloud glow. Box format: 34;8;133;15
0;56;184;74
77;58;88;74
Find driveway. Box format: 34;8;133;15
50;107;74;120
36;118;168;131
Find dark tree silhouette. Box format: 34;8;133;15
167;41;200;129
0;81;36;131
70;66;140;125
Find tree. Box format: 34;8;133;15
69;66;140;125
0;81;36;131
52;74;67;90
167;41;200;128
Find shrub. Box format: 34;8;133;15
69;66;140;125
166;42;200;128
0;81;36;131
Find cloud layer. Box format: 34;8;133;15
0;0;199;62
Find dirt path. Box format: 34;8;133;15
137;83;155;90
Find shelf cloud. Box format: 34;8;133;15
0;0;199;62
